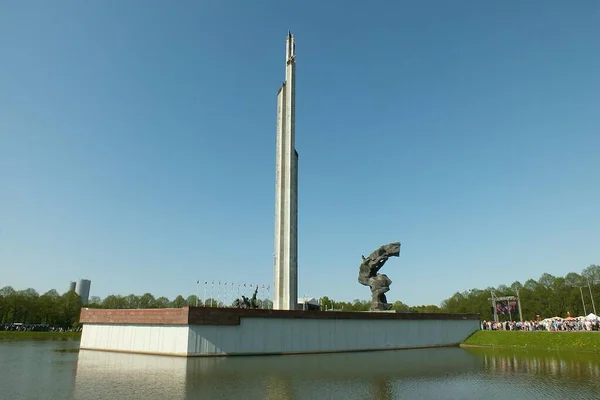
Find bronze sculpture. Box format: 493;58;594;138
358;242;401;311
232;286;260;309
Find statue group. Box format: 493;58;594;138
358;242;401;311
232;286;260;309
230;242;401;312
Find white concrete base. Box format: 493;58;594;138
80;317;479;357
80;324;190;356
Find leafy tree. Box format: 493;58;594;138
56;291;81;328
14;288;39;323
139;293;156;309
582;264;600;283
319;296;332;310
125;294;140;309
411;305;442;313
203;298;217;307
538;273;556;290
171;295;186;308
155;297;170;308
564;273;583;287
392;301;410;311
496;285;510;294
510;281;523;293
186;295;200;306
524;279;539;291
261;298;273;309
39;290;60;324
0;286;16;323
102;295;127;309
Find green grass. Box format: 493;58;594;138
0;331;82;341
462;330;600;352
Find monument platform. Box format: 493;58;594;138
79;307;480;357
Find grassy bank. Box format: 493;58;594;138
462;330;600;352
0;331;81;341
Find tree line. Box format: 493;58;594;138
1;264;597;326
440;264;600;321
0;287;274;327
317;297;441;313
0;287;81;328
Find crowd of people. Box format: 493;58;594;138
0;323;82;332
481;318;600;331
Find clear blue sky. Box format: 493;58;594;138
1;1;599;306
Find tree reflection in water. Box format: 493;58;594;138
468;348;600;383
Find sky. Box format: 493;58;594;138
1;1;599;306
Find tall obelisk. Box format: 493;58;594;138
274;32;298;311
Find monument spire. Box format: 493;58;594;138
274;32;298;310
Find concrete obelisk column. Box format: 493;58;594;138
274;32;298;311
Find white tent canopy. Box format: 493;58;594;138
298;297;318;306
585;313;598;321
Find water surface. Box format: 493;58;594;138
1;341;600;399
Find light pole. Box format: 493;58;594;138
587;278;597;315
516;288;523;322
580;286;587;316
490;290;498;323
196;280;199;307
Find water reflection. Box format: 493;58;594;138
73;351;189;400
5;340;600;399
68;346;600;400
371;378;394;400
74;348;482;400
468;347;600;383
0;341;80;400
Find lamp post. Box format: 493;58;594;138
580;286;587;316
490;290;498;323
515;288;523;322
587;278;597;315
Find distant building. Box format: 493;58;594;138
67;281;76;293
75;279;92;305
297;297;320;311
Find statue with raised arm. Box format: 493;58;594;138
358;242;401;311
232;286;260;309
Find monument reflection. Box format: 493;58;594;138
74;347;482;400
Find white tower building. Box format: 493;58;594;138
273;32;298;310
76;279;92;306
